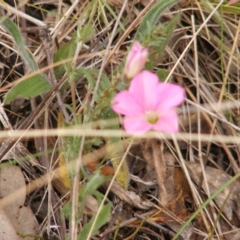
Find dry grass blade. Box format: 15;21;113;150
0;0;240;239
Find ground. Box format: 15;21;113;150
0;0;240;240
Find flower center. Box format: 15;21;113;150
145;111;159;124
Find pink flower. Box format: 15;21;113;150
124;41;148;79
111;70;185;133
227;0;240;5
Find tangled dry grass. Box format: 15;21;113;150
0;0;240;239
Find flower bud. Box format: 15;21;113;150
227;0;240;5
124;41;148;79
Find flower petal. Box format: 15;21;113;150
129;71;160;111
111;91;143;116
153;110;179;133
156;83;185;109
123;115;152;133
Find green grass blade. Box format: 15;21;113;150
0;17;51;103
135;0;180;40
0;17;38;71
78;204;111;239
173;172;240;240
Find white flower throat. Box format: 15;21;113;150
145;111;159;124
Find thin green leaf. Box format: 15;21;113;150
173;171;240;240
54;35;77;79
54;3;95;79
146;13;180;69
0;17;38;71
135;0;180;41
79;171;110;203
78;204;111;239
0;17;52;103
4;75;51;104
